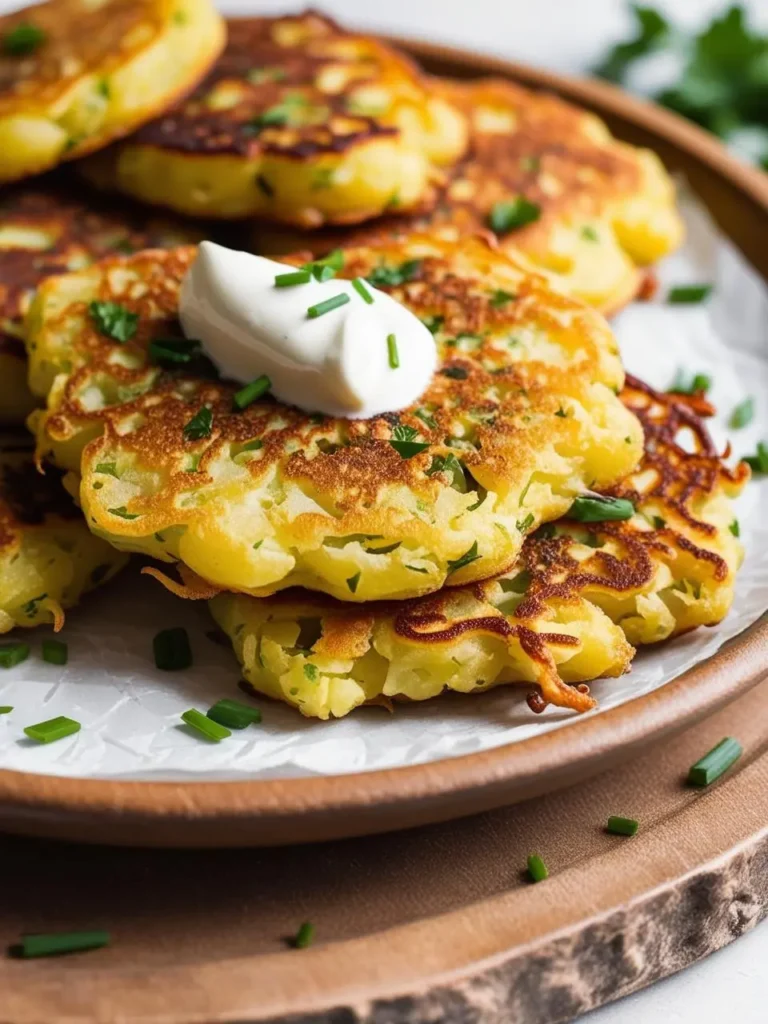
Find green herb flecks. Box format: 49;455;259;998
594;5;669;83
207;699;262;729
352;277;374;304
24;716;81;744
389;423;429;460
730;519;740;537
13;931;110;959
42;639;68;666
743;441;768;474
367;259;422;288
307;293;350;319
89;301;138;343
153;627;192;671
346;572;361;594
183;406;213;441
291;921;315;949
668;284;712;304
233;375;271;410
606;815;639;837
670;369;712;395
488;197;541;234
182;708;230;742
569;495;635;522
386;333;399;369
108;506;140;520
441;366;468;381
730;396;755;429
426;452;466;491
446;541;480;576
2;21;46;55
275;270;311;287
0;642;29;669
489;289;515;308
527;854;549;883
688;736;742;786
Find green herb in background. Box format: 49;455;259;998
595;5;768;168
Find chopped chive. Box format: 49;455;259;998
668;284;712;304
406;564;428;573
291;921;315;949
15;931;110;958
42;639;68;666
303;663;318;682
181;708;231;742
606;815;639;836
0;642;30;669
441;366;468;380
206;698;262;729
95;461;119;477
303;250;344;282
527;854;549;882
387;333;399;369
233;374;271;411
581;225;599;241
671;369;712;395
488;197;541;234
275;270;311;288
252;539;263;550
729;519;740;537
153;627;192;671
389;423;429;459
88;301;138;343
0;706;12;714
367;259;421;288
569;495;635;522
24;716;80;744
490;289;515;308
352;278;374;304
2;22;47;55
730;397;755;429
743;441;768;473
256;173;275;197
307;293;350;319
516;512;535;532
183;406;213;441
346;571;361;593
108;505;139;520
446;541;480;575
687;736;742;786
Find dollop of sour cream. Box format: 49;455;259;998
179;242;438;419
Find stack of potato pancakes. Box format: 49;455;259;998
0;3;747;718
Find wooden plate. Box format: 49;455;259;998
2;677;767;1024
1;42;767;848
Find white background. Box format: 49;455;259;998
2;0;767;1020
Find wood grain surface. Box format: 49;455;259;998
2;677;766;1024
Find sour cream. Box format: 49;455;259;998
179;242;437;419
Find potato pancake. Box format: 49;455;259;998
251;77;684;315
0;180;202;424
0;433;127;633
0;0;224;183
209;378;746;720
79;12;467;224
27;235;642;602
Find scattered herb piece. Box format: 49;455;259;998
387;333;399;369
688;736;742;787
275;270;311;287
95;462;119;477
652;515;666;530
183;406;213;441
14;931;110;959
421;315;444;335
0;642;29;669
426;452;465;490
2;21;46;55
446;541;480;575
291;922;315;949
606;815;639;837
594;5;669;82
743;441;768;473
527;854;549;883
24;716;80;744
490;289;515;308
555;407;568;418
256;173;274;197
730;396;755;429
346;572;361;594
389;423;429;459
182;708;230;742
441;366;468;381
488;197;541;234
670;369;712;395
581;225;599;241
414;408;437;430
569;495;635;522
516;512;535;532
668;284;712;304
206;699;262;730
406;564;428;573
352;278;373;304
367;259;421;288
108;506;139;520
153;627;192;671
303;663;318;682
42;639;68;666
89;301;138;343
307;293;350;319
0;706;12;714
729;519;740;537
233;375;271;411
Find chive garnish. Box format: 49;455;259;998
743;441;768;473
387;333;399;369
181;708;231;742
568;495;635;522
0;642;30;669
352;278;373;304
275;270;311;288
304;663;318;681
42;639;68;666
516;512;535;532
527;854;549;882
307;293;350;319
730;396;755;429
488;197;541;234
2;22;46;55
95;461;119;477
389;424;429;459
303;249;344;282
206;699;262;730
24;716;81;744
446;541;480;575
441;366;468;381
14;931;110;959
367;259;421;288
606;815;639;836
490;289;515;308
668;284;712;304
291;921;315;949
233;374;271;411
729;519;740;537
670;369;712;395
88;301;138;343
687;736;742;786
183;406;213;441
148;337;203;366
346;572;361;593
153;627;192;671
0;706;12;714
108;506;139;520
581;225;599;241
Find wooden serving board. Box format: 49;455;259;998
2;676;766;1024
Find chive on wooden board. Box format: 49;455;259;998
2;675;766;1024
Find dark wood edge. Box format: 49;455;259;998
1;43;768;846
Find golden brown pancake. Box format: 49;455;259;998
26;235;642;602
0;0;225;183
79;11;468;225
